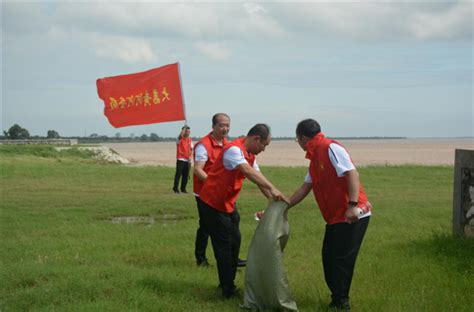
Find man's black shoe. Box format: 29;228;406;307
329;298;351;311
237;258;246;267
181;190;188;194
222;287;240;299
173;188;180;194
197;259;210;267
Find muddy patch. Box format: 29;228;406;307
108;213;188;225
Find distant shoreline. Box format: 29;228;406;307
2;136;471;145
272;136;408;141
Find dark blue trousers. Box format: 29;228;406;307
199;199;241;296
322;217;370;302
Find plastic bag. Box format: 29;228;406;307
241;200;298;311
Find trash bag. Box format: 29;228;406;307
241;200;298;311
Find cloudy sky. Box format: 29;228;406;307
2;1;472;138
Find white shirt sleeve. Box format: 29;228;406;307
253;159;260;171
194;143;208;162
304;172;312;184
223;146;248;170
328;143;355;177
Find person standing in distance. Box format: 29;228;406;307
193;113;230;267
288;118;372;311
199;123;289;299
173;125;193;194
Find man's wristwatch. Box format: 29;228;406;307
348;201;358;207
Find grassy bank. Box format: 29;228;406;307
0;145;472;311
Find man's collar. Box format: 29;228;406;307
209;131;227;146
305;132;325;159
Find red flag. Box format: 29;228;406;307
97;63;186;128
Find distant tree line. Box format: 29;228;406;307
81;132;173;143
0;124;179;143
1;124;407;143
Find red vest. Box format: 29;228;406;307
193;132;228;195
199;137;255;213
176;137;193;159
306;133;369;225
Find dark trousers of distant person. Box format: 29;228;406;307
199;199;241;298
173;159;189;193
194;196;210;264
322;216;370;304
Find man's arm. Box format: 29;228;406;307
327;144;361;223
288;183;312;209
237;163;289;204
344;169;360;223
346;169;360;202
193;161;207;182
257;185;272;199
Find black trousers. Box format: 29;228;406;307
173;160;189;192
322;217;370;302
194;196;209;263
199;199;241;295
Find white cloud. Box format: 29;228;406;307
410;2;472;39
52;2;284;40
243;3;267;15
90;34;157;64
5;2;472;44
2;2;49;35
239;2;286;39
45;25;68;40
195;41;231;60
53;2;221;39
272;2;472;41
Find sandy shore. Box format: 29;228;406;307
103;139;473;167
103;139;474;166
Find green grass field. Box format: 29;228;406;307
1;145;473;311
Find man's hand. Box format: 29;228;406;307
237;163;289;204
345;206;360;223
288;183;312;209
270;188;290;204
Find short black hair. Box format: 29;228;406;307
247;123;271;141
212;113;230;126
296;119;321;138
182;126;190;130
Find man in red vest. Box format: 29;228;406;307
193;113;230;267
199;123;289;299
289;119;372;311
173;125;193;194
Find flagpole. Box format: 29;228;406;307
177;62;188;125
